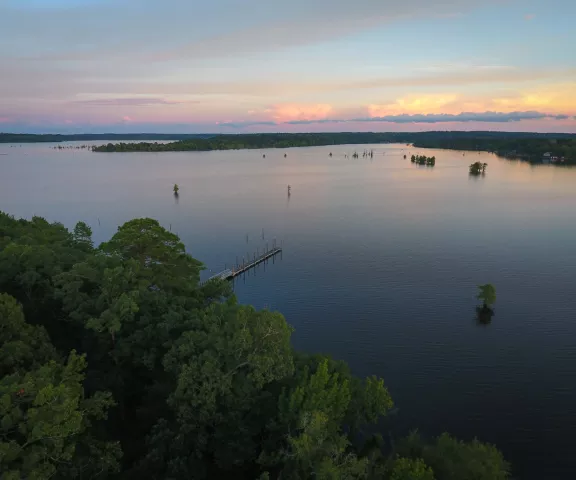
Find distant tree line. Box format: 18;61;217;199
89;132;576;166
3;130;576;166
412;135;576;165
91;133;408;152
0;211;511;479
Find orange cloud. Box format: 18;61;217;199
365;84;576;119
269;103;332;122
368;94;459;116
492;83;576;114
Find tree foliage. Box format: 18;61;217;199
0;306;120;479
396;432;509;480
388;457;435;480
477;284;496;308
469;162;487;175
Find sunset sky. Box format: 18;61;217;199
1;0;575;134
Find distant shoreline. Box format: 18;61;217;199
2;132;575;165
87;132;576;165
2;131;576;144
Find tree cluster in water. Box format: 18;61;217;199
469;161;488;175
0;211;510;479
411;154;436;166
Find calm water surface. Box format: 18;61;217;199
2;142;576;479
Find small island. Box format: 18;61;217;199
411;154;436;166
469;161;487;175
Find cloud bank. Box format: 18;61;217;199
72;97;193;107
220;111;571;127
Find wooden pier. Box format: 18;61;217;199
207;246;282;282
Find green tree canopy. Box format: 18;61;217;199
396;432;509;480
0;351;120;479
389;457;435;480
0;294;55;376
477;284;496;308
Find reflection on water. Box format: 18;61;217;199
476;306;495;326
1;141;576;479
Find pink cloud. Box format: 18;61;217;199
72;97;192;106
269;103;332;122
524;13;536;21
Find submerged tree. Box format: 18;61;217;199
476;284;496;325
173;183;179;194
477;284;496;309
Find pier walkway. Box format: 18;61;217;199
207;247;282;282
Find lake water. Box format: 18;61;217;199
2;141;576;479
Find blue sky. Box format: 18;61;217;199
1;0;575;133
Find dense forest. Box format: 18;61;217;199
412;135;576;164
0;212;511;479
